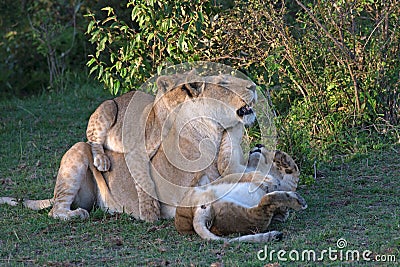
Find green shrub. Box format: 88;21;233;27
203;0;399;173
86;0;215;94
0;0;90;97
87;0;399;177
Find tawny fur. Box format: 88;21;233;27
0;72;258;222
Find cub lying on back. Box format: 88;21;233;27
175;147;307;243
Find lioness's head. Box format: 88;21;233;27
155;70;257;128
246;144;300;191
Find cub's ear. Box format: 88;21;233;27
246;83;256;92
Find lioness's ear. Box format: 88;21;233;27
181;82;205;98
156;76;175;93
177;69;204;98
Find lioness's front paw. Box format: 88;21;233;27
94;153;111;172
49;208;90;220
139;198;160;222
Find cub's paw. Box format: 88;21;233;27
286;192;307;211
255;231;283;242
94;153;111;172
139;198;161;222
271;231;284;241
70;208;90;220
230;230;283;243
273;151;299;176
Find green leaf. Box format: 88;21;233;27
198;11;204;23
98;65;104;79
110;53;115;64
146;32;155;44
101;7;114;16
87;20;96;34
114;80;121;94
87;57;96;67
178;34;188;52
89;30;101;43
157;33;165;42
181;6;186;16
116;61;122;71
89;65;99;75
102;16;117;25
98;37;107;52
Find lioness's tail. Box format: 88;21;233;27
0;197;18;206
24;198;54;210
0;196;54;210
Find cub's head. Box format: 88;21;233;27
155;70;257;128
246;144;300;191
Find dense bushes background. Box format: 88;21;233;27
86;0;399;175
2;0;399;176
1;0;85;96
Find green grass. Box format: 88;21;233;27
0;82;399;266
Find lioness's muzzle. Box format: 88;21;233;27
237;105;254;117
249;144;265;155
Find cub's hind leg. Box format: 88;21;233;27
128;157;160;223
273;150;300;191
271;151;301;222
49;142;97;220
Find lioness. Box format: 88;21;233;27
83;71;203;221
174;147;307;243
0;72;258;221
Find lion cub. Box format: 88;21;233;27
175;147;307;243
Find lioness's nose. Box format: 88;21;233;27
237;105;253;117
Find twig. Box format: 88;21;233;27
313;160;317;180
294;0;353;59
13;230;20;241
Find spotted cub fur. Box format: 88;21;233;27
175;147;305;242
